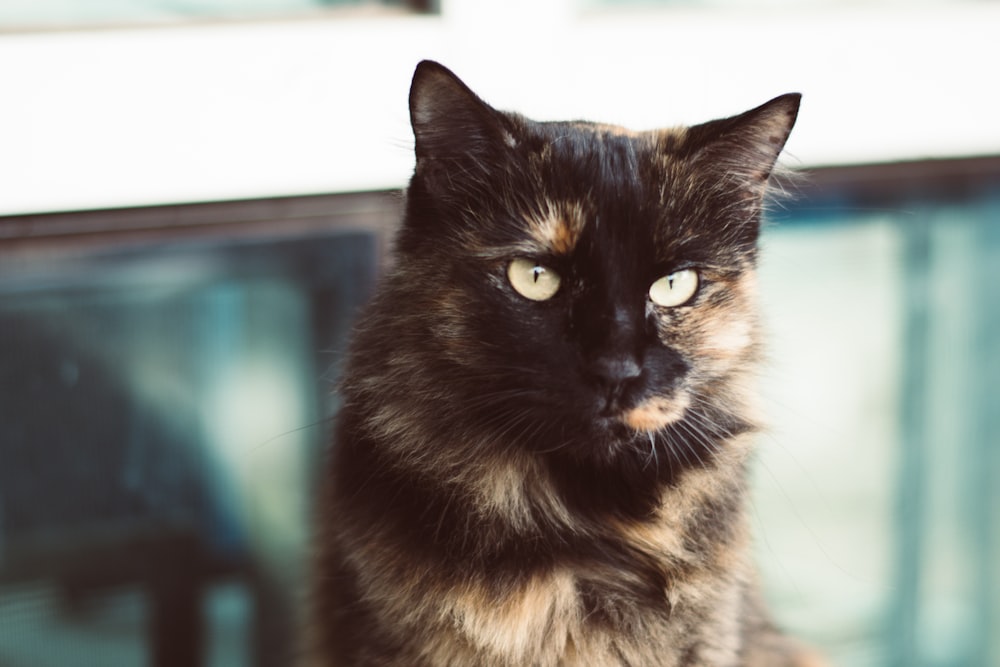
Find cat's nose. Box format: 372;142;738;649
589;353;643;414
590;354;642;387
588;354;642;414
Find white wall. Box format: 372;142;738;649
2;1;999;215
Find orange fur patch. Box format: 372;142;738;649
622;393;690;431
528;200;586;255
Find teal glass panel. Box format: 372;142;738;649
755;180;1000;667
1;168;997;665
0;230;377;667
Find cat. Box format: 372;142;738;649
303;60;824;667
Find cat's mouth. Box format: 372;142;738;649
614;392;690;433
589;392;690;439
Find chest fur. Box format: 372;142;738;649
418;556;745;667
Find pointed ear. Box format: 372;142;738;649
409;60;511;162
687;93;801;186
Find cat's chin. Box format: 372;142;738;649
592;415;633;439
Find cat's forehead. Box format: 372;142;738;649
522;199;588;257
519;122;689;258
529;121;689;162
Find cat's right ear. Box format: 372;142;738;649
683;93;801;189
409;60;511;164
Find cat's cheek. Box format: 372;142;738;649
685;275;760;373
699;318;755;364
428;282;510;366
429;293;477;363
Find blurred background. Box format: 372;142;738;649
0;1;998;666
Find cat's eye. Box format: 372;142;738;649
649;269;699;307
507;258;561;301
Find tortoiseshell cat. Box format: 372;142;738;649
304;61;824;667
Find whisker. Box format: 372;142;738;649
643;431;659;472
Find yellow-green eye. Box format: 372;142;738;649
507;258;561;301
649;269;699;307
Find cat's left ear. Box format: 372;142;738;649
687;93;801;187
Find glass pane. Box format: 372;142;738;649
754;184;1000;667
2;171;997;667
0;231;377;666
756;215;902;667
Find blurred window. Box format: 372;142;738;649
756;158;1000;667
1;159;998;666
0;192;397;667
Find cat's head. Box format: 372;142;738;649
390;61;798;482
